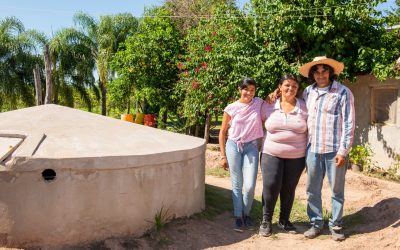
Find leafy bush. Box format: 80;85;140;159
349;144;374;172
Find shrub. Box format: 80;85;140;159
349;144;374;172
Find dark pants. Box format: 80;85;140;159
261;153;305;222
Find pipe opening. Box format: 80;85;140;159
42;169;56;182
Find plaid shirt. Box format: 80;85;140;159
302;80;355;156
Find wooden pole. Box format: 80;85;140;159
44;45;53;104
33;64;42;106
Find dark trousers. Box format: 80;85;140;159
261;153;305;222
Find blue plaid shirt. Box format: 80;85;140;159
302;80;355;156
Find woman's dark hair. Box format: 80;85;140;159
239;78;257;90
308;64;337;83
278;74;302;97
278;74;299;86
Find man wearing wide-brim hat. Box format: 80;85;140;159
300;56;355;241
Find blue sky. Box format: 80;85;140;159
0;0;396;37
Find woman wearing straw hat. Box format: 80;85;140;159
299;56;355;241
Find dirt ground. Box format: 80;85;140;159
2;146;400;250
137;146;400;250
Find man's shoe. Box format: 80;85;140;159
329;227;345;241
234;217;244;232
259;220;272;237
278;220;297;234
304;226;321;239
243;215;255;230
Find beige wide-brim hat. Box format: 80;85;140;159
299;56;344;77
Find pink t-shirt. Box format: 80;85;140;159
224;97;266;150
262;98;308;158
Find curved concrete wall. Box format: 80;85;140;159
0;105;206;247
0;150;205;247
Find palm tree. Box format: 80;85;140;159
0;17;44;111
49;28;97;110
73;12;138;115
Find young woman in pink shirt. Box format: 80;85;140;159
219;78;266;232
259;74;308;237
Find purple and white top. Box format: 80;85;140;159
224;97;266;151
262;98;308;159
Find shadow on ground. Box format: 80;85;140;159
343;197;400;236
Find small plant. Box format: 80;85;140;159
146;206;172;233
387;154;400;182
349;144;374;172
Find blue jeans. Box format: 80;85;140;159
226;139;259;217
306;147;347;229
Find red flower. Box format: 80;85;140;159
195;66;199;73
201;61;207;70
192;80;200;90
205;45;212;52
212;31;217;37
177;62;184;70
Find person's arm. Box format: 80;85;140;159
265;88;280;104
219;112;231;171
336;89;355;167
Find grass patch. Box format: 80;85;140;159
250;196;309;225
196;184;232;219
206;167;230;178
197;186;309;224
144;205;172;237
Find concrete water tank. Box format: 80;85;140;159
0;104;205;247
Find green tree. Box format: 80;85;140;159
73;12;138;115
164;0;235;33
249;0;400;81
49;28;97;110
0;17;44;111
111;7;182;125
178;3;272;139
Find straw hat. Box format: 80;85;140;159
299;56;344;77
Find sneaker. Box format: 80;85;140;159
259;220;272;237
329;227;345;241
243;215;255;230
234;217;244;232
304;226;321;239
278;220;297;234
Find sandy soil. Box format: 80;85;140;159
141;146;400;250
3;146;400;250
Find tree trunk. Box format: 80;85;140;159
33;64;42;106
195;124;200;137
162;110;168;124
44;45;53;104
52;61;59;104
99;80;107;116
204;110;211;144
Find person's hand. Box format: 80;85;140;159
265;88;280;104
335;154;346;167
219;157;229;171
